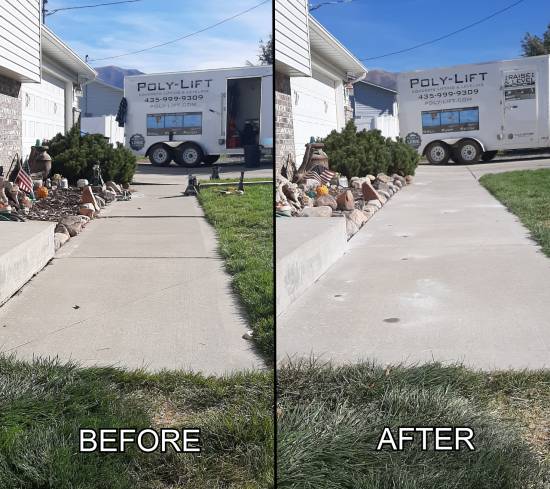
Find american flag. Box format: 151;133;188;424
304;168;337;185
15;167;33;194
320;168;336;184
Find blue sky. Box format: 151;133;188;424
46;0;272;73
311;0;549;72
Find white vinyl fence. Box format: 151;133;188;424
372;115;399;140
81;115;124;146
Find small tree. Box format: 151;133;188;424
321;120;419;179
259;35;273;65
521;23;550;56
48;125;137;184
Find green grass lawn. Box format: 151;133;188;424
278;360;550;489
0;355;273;489
197;181;273;358
480;169;550;257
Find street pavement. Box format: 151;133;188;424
0;162;272;374
277;157;550;370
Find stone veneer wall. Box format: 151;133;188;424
0;73;22;172
275;70;296;176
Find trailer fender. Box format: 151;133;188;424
421;138;486;155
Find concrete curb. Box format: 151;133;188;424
0;222;55;306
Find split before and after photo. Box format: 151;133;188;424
0;0;550;487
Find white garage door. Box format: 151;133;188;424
22;72;65;158
291;71;340;164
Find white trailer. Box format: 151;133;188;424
123;65;273;166
397;55;550;164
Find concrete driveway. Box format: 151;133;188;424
277;157;550;370
0;163;271;374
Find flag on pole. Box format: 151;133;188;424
15;167;33;194
319;168;336;184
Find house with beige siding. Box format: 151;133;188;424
274;1;367;174
0;1;95;168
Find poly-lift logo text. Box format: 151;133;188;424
137;79;213;92
410;72;489;88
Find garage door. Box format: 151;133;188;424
22;72;65;158
291;71;340;164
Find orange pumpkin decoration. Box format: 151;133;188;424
36;186;49;199
316;185;329;196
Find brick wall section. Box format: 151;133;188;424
275;71;296;177
0;73;22;171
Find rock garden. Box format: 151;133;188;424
0;125;137;251
276;121;419;239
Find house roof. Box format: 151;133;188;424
41;26;96;82
308;15;367;80
357;80;397;94
89;77;124;92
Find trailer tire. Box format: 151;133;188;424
425;141;451;165
175;143;204;167
481;151;498;162
148;144;172;166
204;155;220;165
455;139;482;164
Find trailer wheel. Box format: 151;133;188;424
149;144;172;166
175;143;204;167
204;155;220;165
425;141;450;165
481;151;498;162
455;139;481;164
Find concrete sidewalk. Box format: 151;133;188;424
277;158;550;370
0;165;268;374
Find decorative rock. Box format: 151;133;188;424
367;199;382;209
363;206;376;217
346;218;359;238
55;223;70;236
405;175;414;184
366;175;376;182
393;179;403;189
242;330;254;340
77;179;89;188
81;186;100;211
60;216;85;236
79;203;95;219
54;232;69;250
347;208;368;229
106;181;122;194
315;194;337;210
103;189;117;202
301;206;333;217
361;181;384;204
377;173;391;183
392;174;406;185
379;190;391;200
96;196;106;208
336;190;355;211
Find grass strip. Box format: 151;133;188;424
278;360;550;489
480;169;550;257
197;180;273;358
0;355;273;488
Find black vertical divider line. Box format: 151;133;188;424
271;0;278;486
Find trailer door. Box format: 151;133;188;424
501;68;539;147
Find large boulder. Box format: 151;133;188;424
54;232;69;250
60;215;86;236
81;186;100;212
336;190;355;211
346;208;368;229
301;206;333;217
361;181;384;204
315;195;337;210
